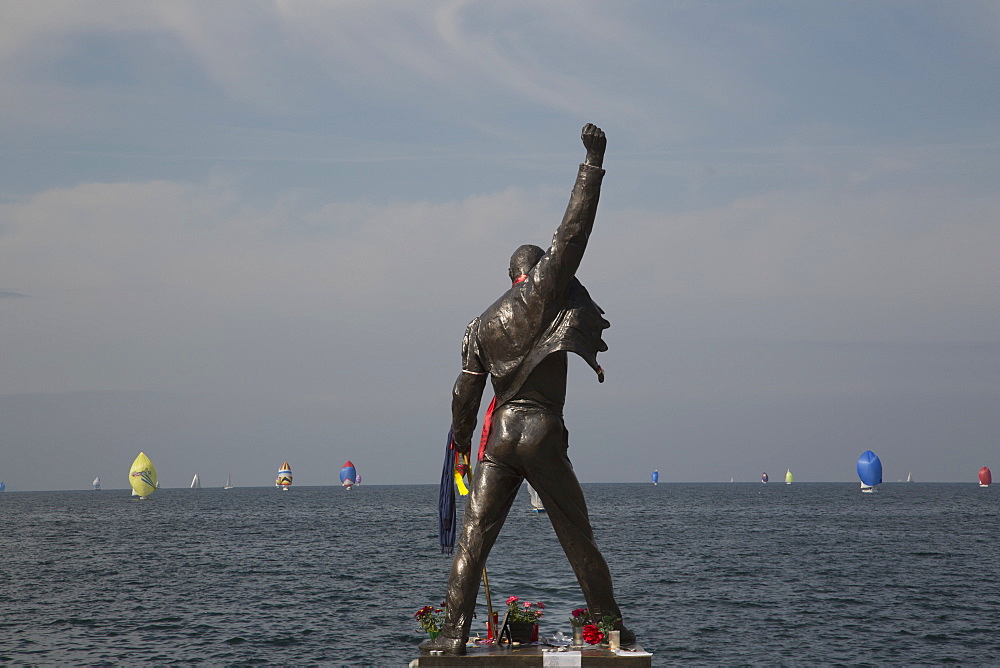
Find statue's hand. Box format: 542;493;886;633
582;123;606;169
452;439;472;457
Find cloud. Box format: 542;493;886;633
2;3;999;489
0;1;777;148
0;176;564;393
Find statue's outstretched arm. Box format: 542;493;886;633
527;124;606;304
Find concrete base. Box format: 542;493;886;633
414;643;651;667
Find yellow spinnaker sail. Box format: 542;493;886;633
129;451;157;497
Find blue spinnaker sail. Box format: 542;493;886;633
339;461;357;487
651;470;659;484
857;450;882;487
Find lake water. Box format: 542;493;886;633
1;483;997;665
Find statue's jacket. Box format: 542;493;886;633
454;162;609;446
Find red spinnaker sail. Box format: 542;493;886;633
979;466;992;486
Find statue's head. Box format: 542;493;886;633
508;244;544;282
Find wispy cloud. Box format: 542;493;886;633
2;2;999;488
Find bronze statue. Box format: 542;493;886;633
420;124;634;655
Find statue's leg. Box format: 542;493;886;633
439;455;522;642
524;421;635;642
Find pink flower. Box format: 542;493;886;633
506;596;518;605
536;602;546;609
523;602;531;609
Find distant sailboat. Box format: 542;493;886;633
651;470;659;485
906;471;913;483
857;450;882;493
0;482;5;492
93;476;101;491
761;472;768;484
129;452;157;499
340;461;357;490
190;474;201;489
527;484;546;513
354;473;361;486
276;462;292;490
729;477;734;483
224;474;234;489
785;469;793;485
979;466;992;488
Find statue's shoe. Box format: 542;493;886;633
418;635;467;655
616;626;637;645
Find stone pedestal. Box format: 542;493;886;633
414;643;651;667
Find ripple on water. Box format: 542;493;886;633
4;483;1000;664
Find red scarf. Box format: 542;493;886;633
477;274;528;460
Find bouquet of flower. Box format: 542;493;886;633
504;596;545;624
414;605;445;635
569;607;592;628
582;612;621;645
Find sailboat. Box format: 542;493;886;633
190;474;201;489
651;470;659;485
129;452;158;499
527;484;546;513
729;477;734;483
906;471;913;483
276;462;292;490
0;482;5;492
340;461;357;490
979;466;992;488
785;469;793;485
857;450;882;493
354;473;361;486
224;473;234;489
761;472;768;484
93;476;101;491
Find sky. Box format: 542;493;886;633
1;1;998;491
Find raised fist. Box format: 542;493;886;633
581;123;606;169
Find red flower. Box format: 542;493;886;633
536;602;546;609
506;596;518;605
582;624;603;645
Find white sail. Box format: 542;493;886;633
527;484;546;513
190;474;201;489
93;476;101;491
224;474;233;489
